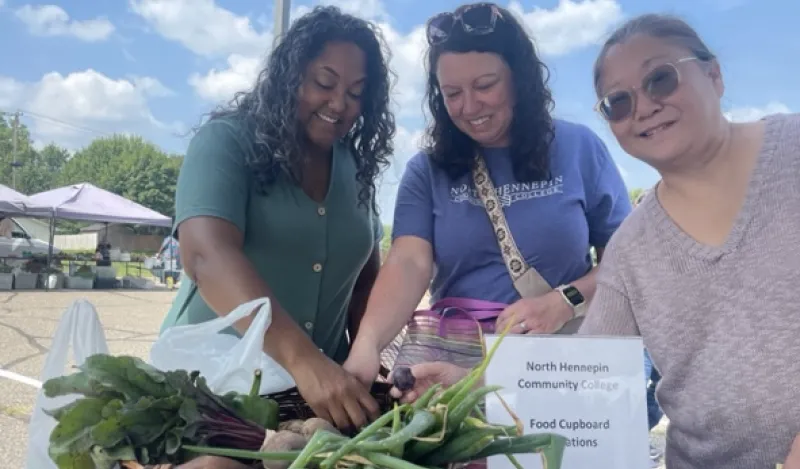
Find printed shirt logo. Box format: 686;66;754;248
450;175;564;207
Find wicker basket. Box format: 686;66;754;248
379;327;407;375
261;381;396;422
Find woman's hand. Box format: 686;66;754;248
495;291;573;334
343;341;382;387
782;433;800;469
292;352;381;431
176;456;251;468
389;362;470;403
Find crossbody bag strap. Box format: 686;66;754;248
471;152;552;294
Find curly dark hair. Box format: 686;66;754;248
423;3;555;182
207;6;395;210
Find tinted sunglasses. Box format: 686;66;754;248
426;3;503;45
594;56;699;122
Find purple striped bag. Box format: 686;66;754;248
386;297;507;372
378;297;504;469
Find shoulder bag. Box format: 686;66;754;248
380;152;583;375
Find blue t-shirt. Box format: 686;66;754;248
392;119;631;304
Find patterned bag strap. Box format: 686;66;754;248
471;152;547;288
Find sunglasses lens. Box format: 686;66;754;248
459;4;496;33
645;64;680;100
427;14;454;43
599;91;634;122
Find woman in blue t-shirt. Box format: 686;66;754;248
345;2;631;385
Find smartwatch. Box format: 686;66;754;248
556;285;587;318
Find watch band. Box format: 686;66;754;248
557;285;588;318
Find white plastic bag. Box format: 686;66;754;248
25;299;110;469
149;297;295;395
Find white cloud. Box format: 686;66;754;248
725;101;791;123
14;4;115;42
135;0;625;216
129;0;271;58
379;24;427;116
377;126;424;223
0;70;178;149
188;54;262;103
183;0;623;116
509;0;623;56
131;75;175;97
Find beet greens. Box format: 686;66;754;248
43;354;278;469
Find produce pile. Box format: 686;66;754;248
43;324;566;469
42;355;279;468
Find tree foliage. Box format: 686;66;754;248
0;113;182;232
57;135;182;218
629;188;644;205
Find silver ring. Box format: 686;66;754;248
519;321;527;331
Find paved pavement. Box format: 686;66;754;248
651;419;668;468
0;290;176;469
0;290;668;468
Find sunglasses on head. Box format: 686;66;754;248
594;56;699;123
426;3;504;45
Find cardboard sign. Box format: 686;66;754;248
484;335;651;469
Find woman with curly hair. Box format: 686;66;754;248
345;2;630;384
160;6;395;431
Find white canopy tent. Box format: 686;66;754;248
28;183;172;227
26;183;173;290
0;184;53;217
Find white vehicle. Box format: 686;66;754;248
0;218;60;259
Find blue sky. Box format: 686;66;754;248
0;0;795;222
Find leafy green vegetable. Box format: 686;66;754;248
186;318;568;469
44;355;279;469
224;370;279;430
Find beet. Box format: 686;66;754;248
392;366;416;391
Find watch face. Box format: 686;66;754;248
564;286;585;305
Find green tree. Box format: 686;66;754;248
16;143;69;194
380;224;391;258
0;120;182;232
58;134;182;220
629;188;644;205
0;113;68;194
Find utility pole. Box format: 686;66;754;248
11;111;20;190
273;0;291;48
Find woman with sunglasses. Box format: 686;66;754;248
379;11;800;469
581;13;800;469
345;2;629;386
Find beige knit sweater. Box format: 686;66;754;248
580;113;800;469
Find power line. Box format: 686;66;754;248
20;109;111;137
1;108;111;137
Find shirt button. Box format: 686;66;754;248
305;322;313;330
317;206;326;216
312;263;322;272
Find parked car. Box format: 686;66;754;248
0;218;60;259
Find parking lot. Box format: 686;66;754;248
0;290;176;468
